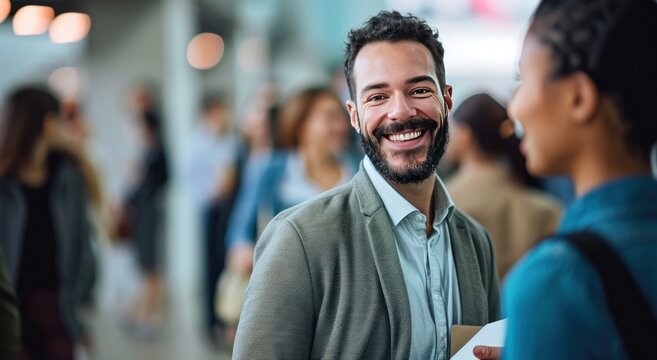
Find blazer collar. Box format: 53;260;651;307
352;164;384;217
448;213;487;325
352;164;488;343
353;165;412;358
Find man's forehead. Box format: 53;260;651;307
352;40;438;92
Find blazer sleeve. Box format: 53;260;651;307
484;230;501;321
232;217;315;359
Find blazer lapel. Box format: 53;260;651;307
449;216;486;325
353;167;412;359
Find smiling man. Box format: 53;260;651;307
233;11;499;360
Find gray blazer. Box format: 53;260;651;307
233;167;500;359
0;156;96;340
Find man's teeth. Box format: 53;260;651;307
388;131;422;142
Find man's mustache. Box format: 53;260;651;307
372;118;438;140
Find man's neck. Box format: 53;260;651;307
388;176;436;236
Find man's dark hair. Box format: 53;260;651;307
344;11;446;101
530;0;657;157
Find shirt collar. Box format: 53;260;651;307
363;156;455;228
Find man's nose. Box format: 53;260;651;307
386;94;417;121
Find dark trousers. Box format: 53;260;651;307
203;199;232;333
19;290;74;360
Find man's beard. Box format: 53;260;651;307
360;116;449;184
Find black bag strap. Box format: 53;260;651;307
562;231;657;359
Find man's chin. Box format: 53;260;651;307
383;151;428;169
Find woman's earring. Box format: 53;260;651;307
512;118;525;139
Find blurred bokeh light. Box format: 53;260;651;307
12;5;55;36
48;67;80;101
49;12;91;44
187;32;224;70
0;0;10;24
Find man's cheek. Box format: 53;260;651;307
428;94;446;128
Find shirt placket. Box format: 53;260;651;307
413;214;449;360
428;225;448;360
407;214;435;360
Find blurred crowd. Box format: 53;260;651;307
0;71;571;358
1;0;655;358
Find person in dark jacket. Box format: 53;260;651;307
0;247;19;360
0;86;96;359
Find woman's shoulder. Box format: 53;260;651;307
0;175;18;194
49;152;87;188
505;236;600;304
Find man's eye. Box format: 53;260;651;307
411;88;432;96
368;95;386;102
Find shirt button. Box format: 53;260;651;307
440;340;446;349
433;293;440;300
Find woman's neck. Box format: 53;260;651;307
571;148;651;197
19;142;50;186
300;145;335;167
299;145;342;191
457;151;500;175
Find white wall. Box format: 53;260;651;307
0;22;85;106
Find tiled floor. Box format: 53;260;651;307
87;302;231;360
88;243;231;360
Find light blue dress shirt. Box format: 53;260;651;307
364;157;462;360
183;125;239;207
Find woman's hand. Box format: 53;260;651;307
473;345;502;360
229;243;255;276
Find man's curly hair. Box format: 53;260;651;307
344;11;446;102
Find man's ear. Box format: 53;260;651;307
444;85;454;111
346;100;361;134
569;72;599;125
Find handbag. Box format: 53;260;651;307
215;269;250;324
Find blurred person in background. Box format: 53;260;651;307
0;86;96;359
444;93;562;279
238;84;278;162
120;86;169;337
227;86;355;274
224;86;355;343
331;67;365;159
183;94;239;346
0;247;19;359
474;0;657;358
